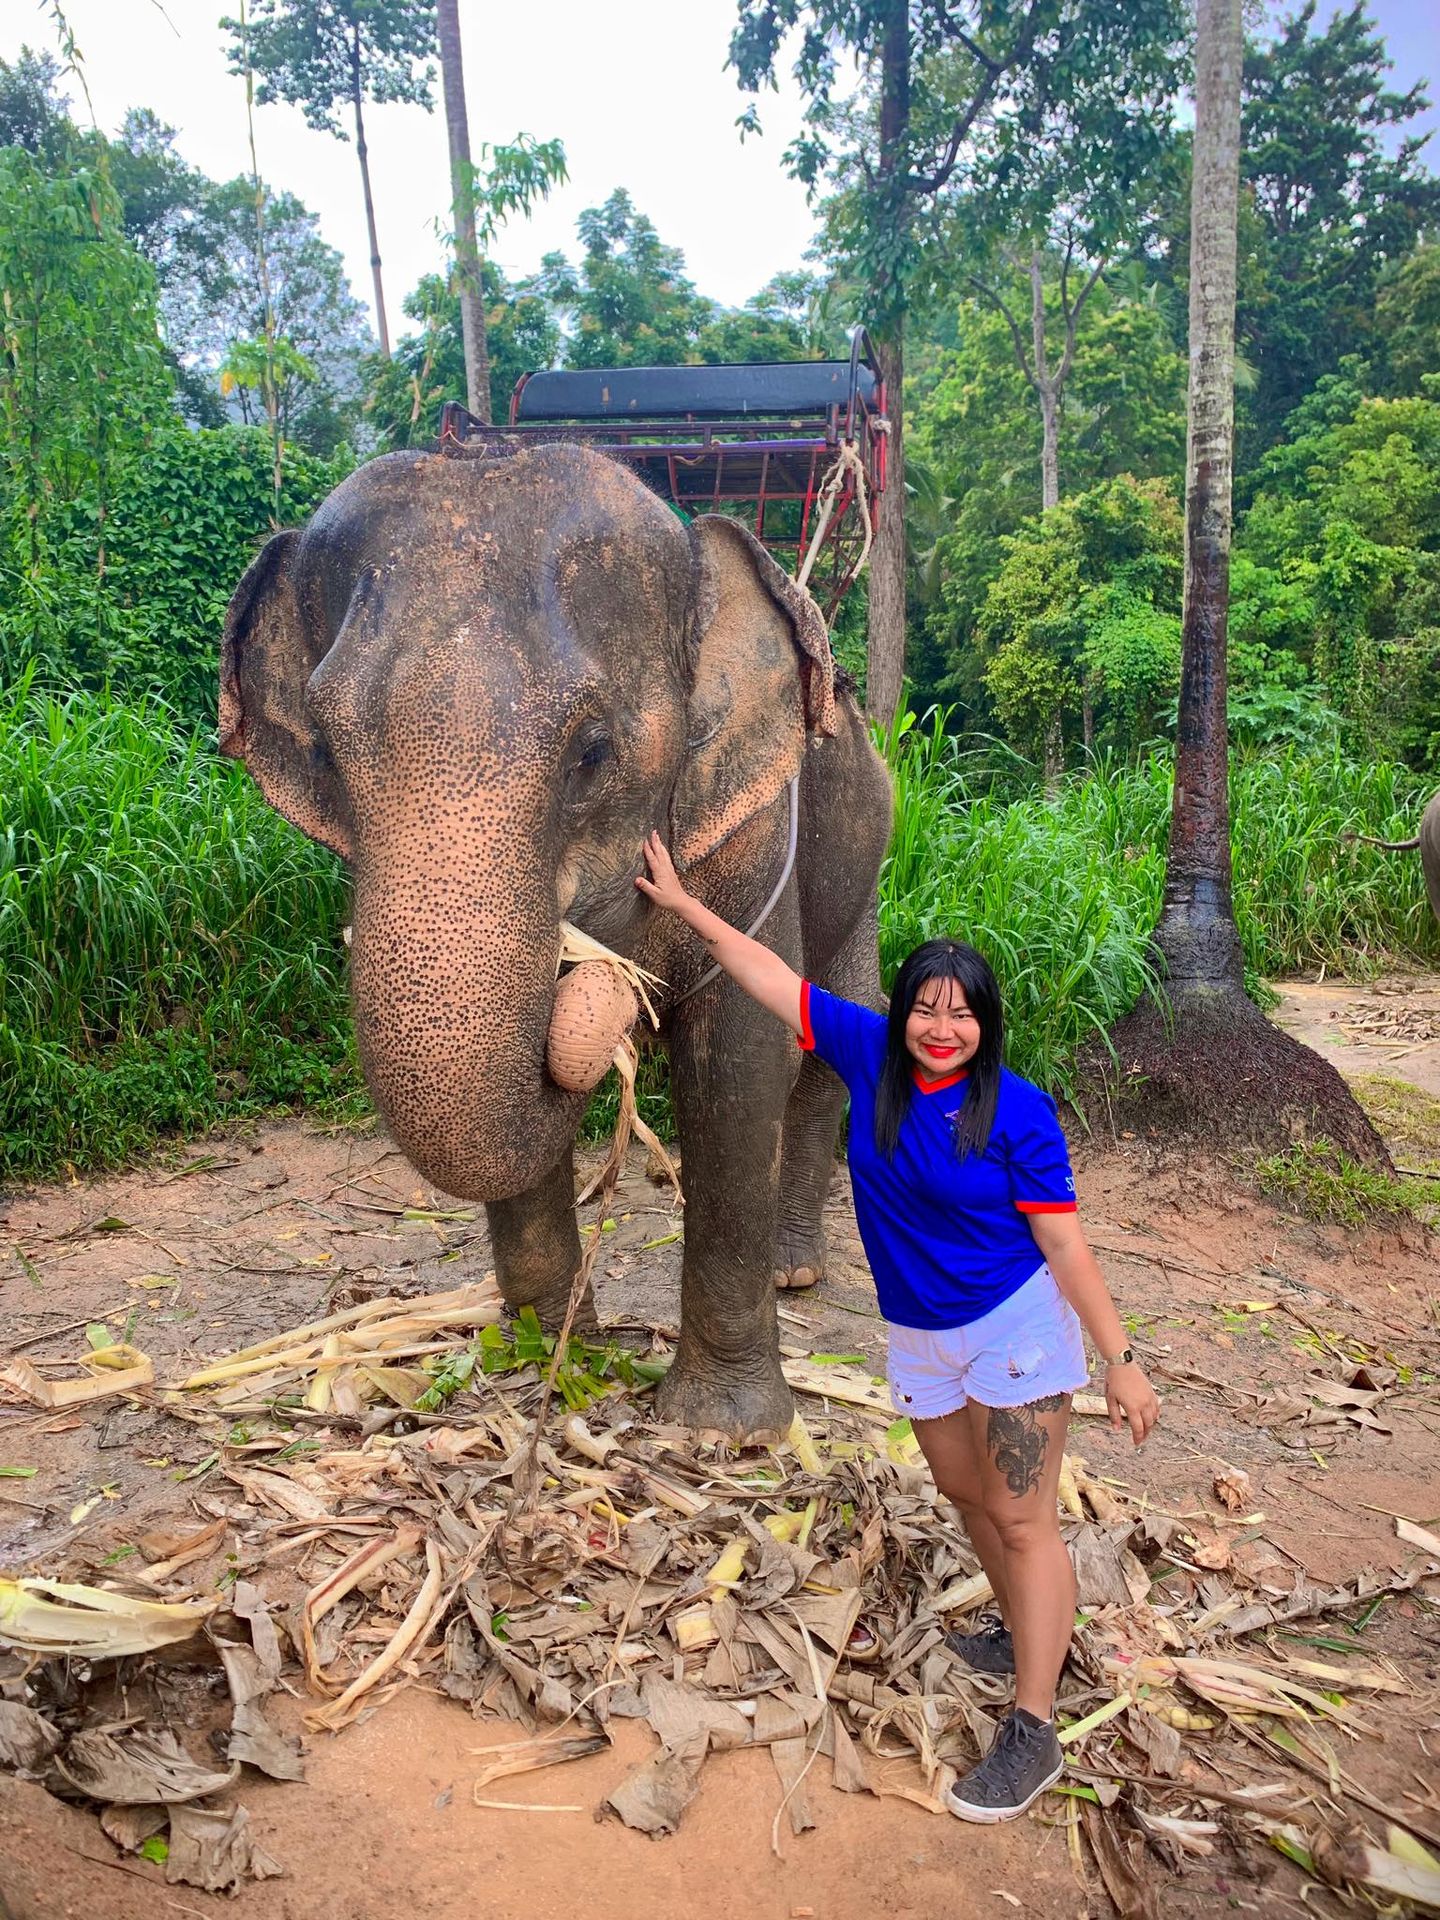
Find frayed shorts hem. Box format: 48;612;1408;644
886;1264;1090;1420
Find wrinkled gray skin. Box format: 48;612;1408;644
219;443;892;1440
1368;791;1440;927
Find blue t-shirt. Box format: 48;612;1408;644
800;982;1077;1331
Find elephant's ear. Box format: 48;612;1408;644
218;530;354;862
674;516;836;867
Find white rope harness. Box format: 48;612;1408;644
671;435;873;1007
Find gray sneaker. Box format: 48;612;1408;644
943;1615;1016;1676
947;1709;1064;1823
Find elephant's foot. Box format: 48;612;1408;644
773;1227;827;1292
507;1274;599;1337
654;1353;793;1445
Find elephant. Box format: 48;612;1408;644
219;441;892;1440
1364;790;1440;927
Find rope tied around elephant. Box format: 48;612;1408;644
513;926;681;1504
795;436;874;596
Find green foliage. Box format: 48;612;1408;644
879;707;1165;1096
1239;371;1440;757
1226;747;1440;976
1236;3;1440;453
417;1308;667;1415
970;477;1183;759
1372;244;1440;400
0;55;374;447
0;682;356;1178
1;689;1434;1181
732;1;1189;334
363;265;560;449
879;709;1438;1099
0;45;75;165
179;177;374;454
219;333;319;433
221;0;436;137
909;284;1186;711
458;136;569;253
0;144;173;682
97;425;349;721
537;189;716;369
1255;1141;1439;1229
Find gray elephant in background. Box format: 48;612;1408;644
1364;791;1440;926
219;442;892;1440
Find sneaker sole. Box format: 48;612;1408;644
945;1754;1064;1825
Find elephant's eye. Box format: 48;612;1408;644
567;730;614;793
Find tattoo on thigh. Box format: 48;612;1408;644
986;1394;1067;1498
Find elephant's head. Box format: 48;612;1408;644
219;444;834;1201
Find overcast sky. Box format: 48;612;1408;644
5;0;1435;348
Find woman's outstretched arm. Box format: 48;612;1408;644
636;831;804;1035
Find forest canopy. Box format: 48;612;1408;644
1;7;1435;759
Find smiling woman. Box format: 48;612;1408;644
636;833;1162;1824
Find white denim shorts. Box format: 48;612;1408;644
886;1265;1089;1420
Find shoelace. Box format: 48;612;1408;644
974;1715;1034;1798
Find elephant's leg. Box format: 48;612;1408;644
485;1150;592;1331
774;1051;847;1290
655;979;799;1443
775;901;882;1290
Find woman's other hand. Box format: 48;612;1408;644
1105;1361;1160;1445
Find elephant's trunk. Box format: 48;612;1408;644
347;855;586;1202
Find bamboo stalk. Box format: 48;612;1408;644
180;1283;501;1376
305;1539;445;1730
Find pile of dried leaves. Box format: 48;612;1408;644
3;1279;1439;1912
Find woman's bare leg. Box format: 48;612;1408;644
911;1406;1014;1626
963;1393;1075;1721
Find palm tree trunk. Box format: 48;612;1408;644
351;25;389;359
437;0;490;421
1155;0;1244;995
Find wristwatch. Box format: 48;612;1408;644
1103;1346;1135;1368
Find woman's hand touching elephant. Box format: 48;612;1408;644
636;831;804;1036
635;831;694;918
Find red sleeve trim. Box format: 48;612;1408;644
797;979;816;1053
1015;1199;1078;1214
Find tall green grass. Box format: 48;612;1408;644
0;681;357;1176
878;709;1439;1092
1;688;1435;1178
878;710;1164;1091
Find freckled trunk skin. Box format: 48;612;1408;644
348;860;585;1203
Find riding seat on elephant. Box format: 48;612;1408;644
219;442;892;1441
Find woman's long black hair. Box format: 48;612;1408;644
874;940;1004;1162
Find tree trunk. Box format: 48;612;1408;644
437;0;490;421
1030;250;1061;511
1043;712;1064;797
1155;0;1244;996
865;0;910;732
868;326;906;730
351;30;389;359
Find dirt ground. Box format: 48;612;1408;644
2;973;1439;1920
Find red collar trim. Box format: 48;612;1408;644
912;1066;969;1093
